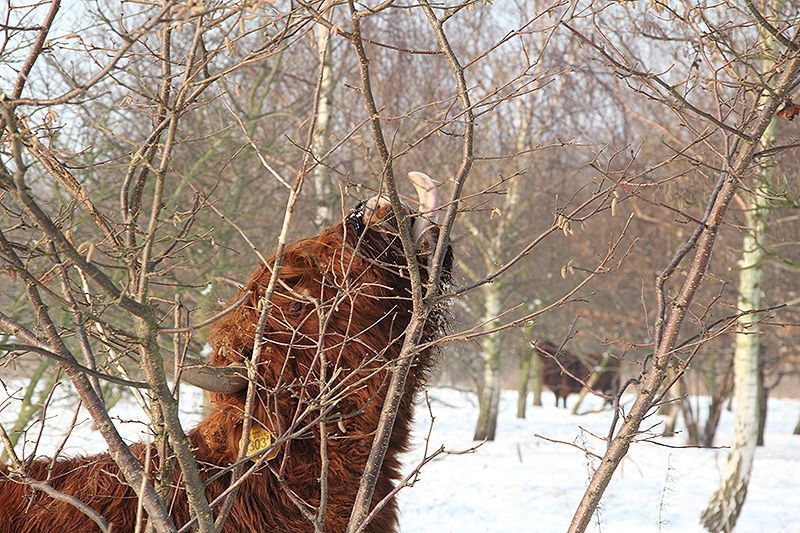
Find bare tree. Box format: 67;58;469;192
310;4;338;228
701;2;791;529
565;2;800;530
2;1;799;532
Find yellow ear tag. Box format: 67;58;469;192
244;426;279;462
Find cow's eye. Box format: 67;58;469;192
289;301;303;316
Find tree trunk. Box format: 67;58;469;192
702;362;735;447
311;15;336;228
473;102;526;439
678;379;701;446
757;356;767;446
700;112;773;532
794;412;800;435
474;287;502;441
517;350;532;418
0;359;54;463
659;368;678;437
523;325;543;408
662;403;679;438
474;347;501;441
531;352;543;407
702;393;730;448
571;352;612;415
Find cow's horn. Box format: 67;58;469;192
408;171;440;242
166;355;249;394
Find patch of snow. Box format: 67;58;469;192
397;389;800;533
2;384;798;532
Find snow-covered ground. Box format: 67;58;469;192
2;383;799;532
398;389;800;533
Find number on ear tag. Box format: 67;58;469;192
244;426;279;462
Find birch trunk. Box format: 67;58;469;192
474;286;502;440
311;17;335;227
471;102;529;439
700;113;774;531
472;98;536;437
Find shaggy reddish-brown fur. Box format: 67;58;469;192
536;341;620;408
0;204;450;532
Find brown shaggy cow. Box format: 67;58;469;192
535;340;583;407
534;340;620;408
0;173;451;532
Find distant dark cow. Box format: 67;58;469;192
534;340;584;407
533;340;620;407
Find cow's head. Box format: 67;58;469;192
182;172;449;459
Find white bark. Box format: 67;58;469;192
700;114;774;532
472;100;531;439
474;285;502;440
701;12;787;526
311;16;335;227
